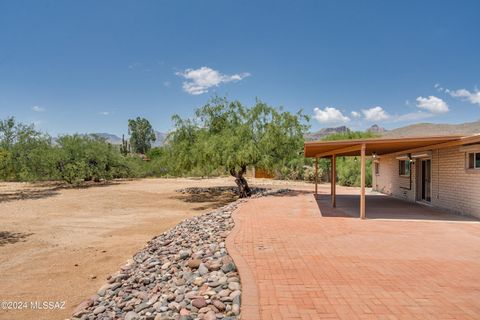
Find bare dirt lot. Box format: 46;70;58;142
0;177;305;320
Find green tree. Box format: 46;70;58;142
0;117;57;181
128;117;156;154
169;98;309;197
55;135;130;184
0;117;16;150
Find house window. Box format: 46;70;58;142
374;162;380;175
399;160;410;176
467;152;480;169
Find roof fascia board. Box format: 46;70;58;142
388;135;480;156
314;144;362;158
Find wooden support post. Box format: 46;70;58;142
360;144;366;219
330;157;333;197
332;155;336;207
314;158;318;198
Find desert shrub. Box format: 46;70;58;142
321;131;376;188
334;157;373;187
55;135;131;183
60;161;89;184
0;118;58;181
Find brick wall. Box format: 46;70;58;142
372;146;480;218
372;155;416;202
430;147;480;217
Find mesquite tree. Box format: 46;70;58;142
168;98;309;197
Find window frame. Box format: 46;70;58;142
398;159;411;177
374;161;380;175
467;152;480;170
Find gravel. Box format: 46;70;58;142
71;188;289;320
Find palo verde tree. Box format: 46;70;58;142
128;117;156;154
169;97;309;197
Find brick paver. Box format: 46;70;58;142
226;189;480;319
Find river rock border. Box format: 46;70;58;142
72;188;289;320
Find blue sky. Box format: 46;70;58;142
0;0;479;136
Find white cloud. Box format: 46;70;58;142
362;106;390;121
32;105;45;112
163;81;171;87
175;67;250;95
99;111;111;116
351;111;361;118
313;107;350;124
416;96;449;113
448;88;480;106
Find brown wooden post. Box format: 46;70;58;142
330;157;333;196
360;144;366;219
332;155;336;207
314;157;318;198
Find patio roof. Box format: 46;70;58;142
305;133;480;219
304;134;480;158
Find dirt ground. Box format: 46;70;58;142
0;177;312;320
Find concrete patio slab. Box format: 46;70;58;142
316;192;479;221
227;189;480;319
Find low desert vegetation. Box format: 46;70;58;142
316;131;377;187
0;98;375;193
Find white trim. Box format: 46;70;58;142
466;151;480;170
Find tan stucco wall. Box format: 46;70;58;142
372;146;480;218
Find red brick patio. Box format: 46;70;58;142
226;188;480;320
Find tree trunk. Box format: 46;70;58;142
230;165;252;198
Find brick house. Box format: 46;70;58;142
372;140;480;218
304;134;480;219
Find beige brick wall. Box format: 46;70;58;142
372;155;416;202
372;146;480;218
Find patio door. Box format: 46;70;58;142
421;159;431;202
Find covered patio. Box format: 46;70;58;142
304;135;480;219
315;186;478;221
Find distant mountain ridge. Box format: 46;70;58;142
93;131;168;147
93;121;480;146
304;124;386;141
304;126;351;141
93;133;123;144
381;120;480;138
366;124;387;134
305;121;479;141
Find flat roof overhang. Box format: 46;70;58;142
304;134;480;158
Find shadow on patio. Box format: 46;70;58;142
315;192;479;222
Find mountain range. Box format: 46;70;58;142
93;131;168;147
93;120;480;146
304;124;388;140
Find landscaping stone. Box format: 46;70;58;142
93;305;105;315
71;187;289;320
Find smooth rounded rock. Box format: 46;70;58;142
191;297;207;309
93;305;106;315
125;311;140;320
187;259;201;269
